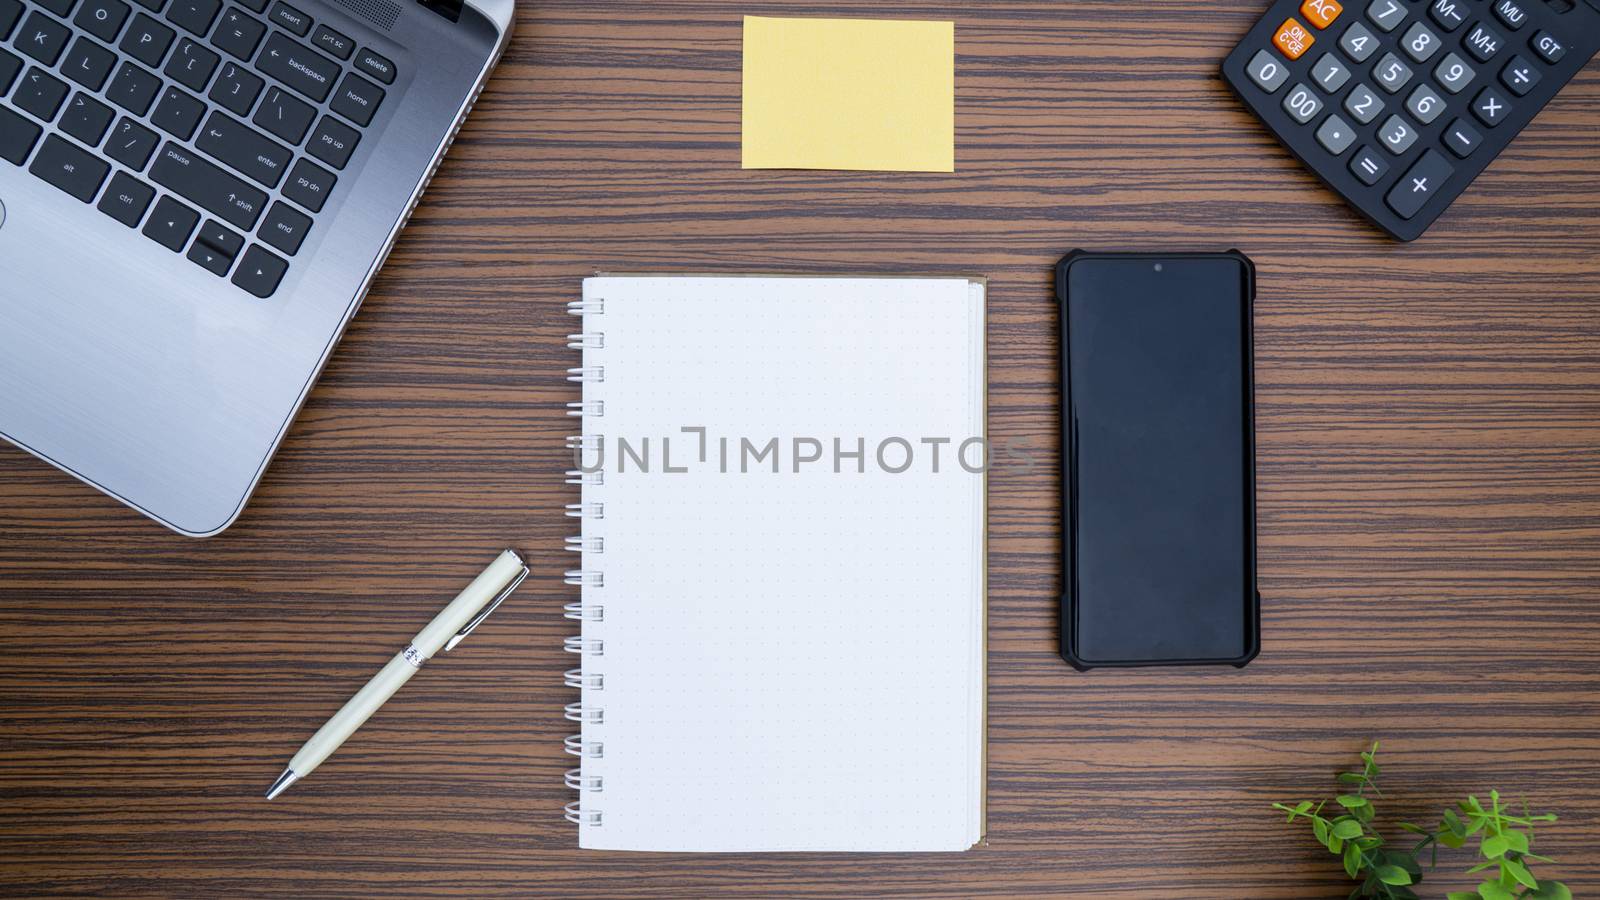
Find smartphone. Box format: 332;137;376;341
1056;251;1259;670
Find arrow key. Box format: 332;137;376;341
141;194;200;251
232;244;287;298
187;238;233;275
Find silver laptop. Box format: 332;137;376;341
0;0;511;534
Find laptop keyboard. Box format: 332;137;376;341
0;0;395;297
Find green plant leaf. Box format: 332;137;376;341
1354;803;1376;823
1502;829;1529;854
1526;881;1572;900
1466;860;1497;875
1399;822;1427;835
1444;809;1466;836
1314;818;1330;845
1343;843;1361;879
1376;865;1412;886
1445;893;1478;900
1439;831;1467;849
1337;794;1369;809
1338;772;1367;784
1329;834;1344;854
1503;858;1538;890
1478;881;1513;900
1481;834;1509;858
1333;819;1364;840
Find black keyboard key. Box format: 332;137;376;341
17;12;70;65
150;85;203;138
36;0;76;17
28;133;109;200
234;0;263;13
62;36;116;90
310;24;351;59
60;91;113;145
1386;149;1454;220
187;238;232;274
14;67;69;121
0;49;21;94
265;0;307;34
194;217;242;255
129;0;164;12
353;46;392;84
231;244;286;297
163;0;216;35
259;199;308;254
306;114;356;168
196;110;288;186
328;72;382;126
1471;85;1512;127
210;7;262;60
280;156;331;212
0;103;42;164
148;141;266;228
141;194;197;249
163;36;216;90
106;114;157;167
119;13;173;66
208;61;260;115
255;32;337;102
1500;56;1540;96
1532;31;1566;65
96;169;154;224
1464;22;1504;63
1443;117;1482;157
252;85;312;143
73;0;128;40
108;60;161;114
0;0;21;40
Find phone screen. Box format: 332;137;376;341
1062;254;1255;666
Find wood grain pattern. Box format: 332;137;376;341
4;1;1600;896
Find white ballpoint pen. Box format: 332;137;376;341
266;549;530;799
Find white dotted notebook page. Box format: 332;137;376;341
571;276;986;852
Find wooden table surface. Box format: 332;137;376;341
4;1;1600;897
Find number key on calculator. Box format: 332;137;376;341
1223;0;1600;240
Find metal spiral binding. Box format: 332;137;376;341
564;801;601;826
566;297;606;828
564;602;602;622
565;536;603;553
565;503;604;519
564;636;603;656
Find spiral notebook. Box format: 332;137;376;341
562;275;987;852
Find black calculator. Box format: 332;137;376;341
1224;0;1600;241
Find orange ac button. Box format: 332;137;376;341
1300;0;1343;29
1273;18;1315;60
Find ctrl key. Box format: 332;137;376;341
1385;149;1454;220
232;244;287;298
97;171;155;226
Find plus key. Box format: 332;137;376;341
1385;150;1454;219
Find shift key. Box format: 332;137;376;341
256;32;338;103
149;141;267;229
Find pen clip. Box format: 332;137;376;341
444;562;530;653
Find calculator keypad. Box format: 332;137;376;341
1224;0;1600;239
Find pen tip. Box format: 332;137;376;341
266;768;299;800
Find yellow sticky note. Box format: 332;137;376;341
742;15;955;173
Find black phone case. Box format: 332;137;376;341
1056;250;1261;671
